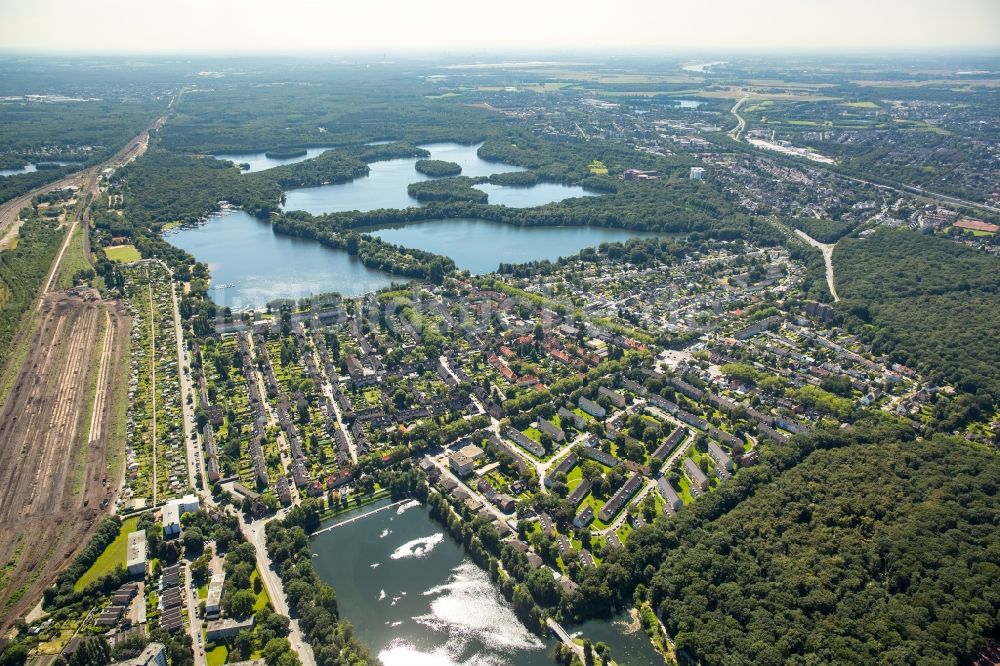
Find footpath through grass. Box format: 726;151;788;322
74;516;139;591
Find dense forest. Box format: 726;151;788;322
833;229;1000;401
277;178;779;242
242;149;368;189
406;176;488;203
119;150;281;228
647;436;998;665
0;217;65;370
562;415;998;664
159;77;499;153
274;213;454;282
414;159;462;177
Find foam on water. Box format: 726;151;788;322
397;499;421;514
389;533;445;560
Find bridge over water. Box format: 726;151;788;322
312;499;414;535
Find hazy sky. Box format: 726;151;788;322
1;0;998;53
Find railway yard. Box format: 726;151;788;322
0;121;156;632
0;289;128;626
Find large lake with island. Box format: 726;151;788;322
171;141;653;307
280;142;597;214
311;499;659;666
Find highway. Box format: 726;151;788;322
728;96;748;141
725;95;999;218
837;172;1000;216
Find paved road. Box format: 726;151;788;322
146;275;159;506
184;562;207;666
429;455;514;527
547;617;586;661
242;515;316;666
165;264;200;491
837;172;1000;216
729;96;748;141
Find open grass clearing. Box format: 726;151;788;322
74;516;140;591
105;244;141;263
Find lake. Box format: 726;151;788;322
165;210;398;309
0;161;78;177
282;142;591;214
213;147;332;173
363;218;661;274
472;182;595;208
311;499;664;666
168;212;659;305
168;141;649;305
311;499;555;666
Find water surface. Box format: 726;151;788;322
473;182;596;208
364;219;662;274
213;147;332;173
166;210;397;309
0;161;78;177
572;614;664;665
282;142;525;215
312;499;554;666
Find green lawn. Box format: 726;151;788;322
75;517;140;591
205;645;227;666
251;569;270;612
105;244;141;263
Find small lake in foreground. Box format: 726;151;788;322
363;219;662;274
312;499;660;666
165;210;398;310
312;499;554;666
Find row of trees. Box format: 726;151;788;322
265;500;376;666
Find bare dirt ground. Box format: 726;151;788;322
0;292;128;629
